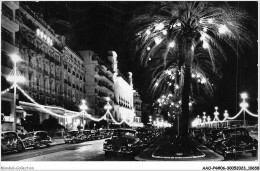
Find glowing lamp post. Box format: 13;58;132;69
202;112;206;124
206;115;211;128
149;115;152;124
80;100;88;129
240;92;248;126
7;54;25;131
213;106;219;128
104;97;112;128
223;110;229;127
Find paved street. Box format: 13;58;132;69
2;136;257;161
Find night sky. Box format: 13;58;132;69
26;1;258;121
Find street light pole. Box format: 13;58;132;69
7;54;25;132
240;92;248;126
104;97;112;129
79;99;88;130
13;62;17;132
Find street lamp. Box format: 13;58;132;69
240;92;249;126
202;112;206;124
149;115;152;124
6;54;25;131
79;99;88;129
104;97;112;129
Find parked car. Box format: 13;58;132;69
1;131;25;154
64;130;82;143
190;128;204;143
27;131;52;147
207;129;225;151
136;128;151;147
82;130;95;141
18;133;40;149
103;129;144;156
214;128;258;160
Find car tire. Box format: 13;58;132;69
251;151;257;157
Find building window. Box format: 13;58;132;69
2;3;13;21
2;27;13;45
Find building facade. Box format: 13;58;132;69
1;1;87;131
108;51;135;124
78;50;115;122
1;1;138;131
133;90;142;123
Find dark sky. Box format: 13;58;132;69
26;1;258;121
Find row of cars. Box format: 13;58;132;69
190;127;258;160
1;131;52;154
103;128;164;156
64;129;113;143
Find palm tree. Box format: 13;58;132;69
129;2;255;136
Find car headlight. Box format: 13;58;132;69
127;144;132;147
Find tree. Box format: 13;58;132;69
40;116;65;131
129;2;255;136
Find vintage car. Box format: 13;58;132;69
103;129;144;156
27;131;52;147
1;131;25;154
214;128;258;159
136;128;151;147
207;129;225;150
190;128;204;143
82;130;95;141
64;130;83;143
18;133;40;149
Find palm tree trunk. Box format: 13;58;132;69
180;39;193;136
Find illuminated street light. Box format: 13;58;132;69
80;99;88;129
7;54;25;131
240;92;248;100
223;110;229;118
240;92;249;126
104;97;113;128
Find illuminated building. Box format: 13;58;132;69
133;90;143;127
78;50;115;126
1;2;87;131
108;51;135;124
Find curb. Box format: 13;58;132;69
151;146;206;159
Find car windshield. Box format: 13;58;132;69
113;130;135;137
18;134;28;139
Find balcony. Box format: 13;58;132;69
98;91;108;97
98;80;114;92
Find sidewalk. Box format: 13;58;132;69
135;135;216;161
50;137;65;146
